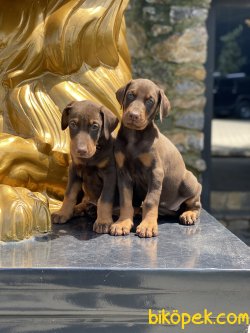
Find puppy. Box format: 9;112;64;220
51;100;119;234
110;79;202;238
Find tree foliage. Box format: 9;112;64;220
218;25;246;75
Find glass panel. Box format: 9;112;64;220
214;3;250;119
211;1;250;246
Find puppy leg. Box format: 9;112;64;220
136;206;159;238
110;186;134;236
179;194;201;225
73;194;93;216
73;199;97;219
110;155;134;236
93;167;116;234
75;176;101;219
52;164;82;224
179;171;202;225
136;167;164;238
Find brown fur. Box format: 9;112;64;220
51;100;119;234
111;78;202;238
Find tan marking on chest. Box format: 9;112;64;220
138;153;153;167
115;152;125;168
97;158;109;169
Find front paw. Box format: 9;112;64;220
179;210;199;225
93;218;113;234
51;210;72;224
136;220;158;238
110;219;133;236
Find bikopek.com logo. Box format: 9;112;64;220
148;309;249;330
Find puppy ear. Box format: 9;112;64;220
158;89;171;122
100;106;119;140
61;101;74;130
115;80;133;108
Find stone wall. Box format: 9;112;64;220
125;0;211;177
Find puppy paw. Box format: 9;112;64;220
110;219;133;236
93;218;113;234
51;211;71;224
179;210;198;225
73;203;86;217
136;220;158;238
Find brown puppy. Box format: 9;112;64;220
51;100;119;234
111;78;202;238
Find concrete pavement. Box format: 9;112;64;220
212;119;250;156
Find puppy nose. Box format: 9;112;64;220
129;112;139;121
77;147;88;155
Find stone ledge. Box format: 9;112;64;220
0;210;249;269
0;210;249;332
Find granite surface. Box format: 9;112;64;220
0;210;249;333
0;210;249;269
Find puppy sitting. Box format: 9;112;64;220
52;100;119;234
111;79;202;238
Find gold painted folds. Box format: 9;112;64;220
0;0;131;241
0;184;51;242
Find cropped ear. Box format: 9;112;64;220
115;80;133;108
100;106;119;140
61;101;74;130
158;89;171;122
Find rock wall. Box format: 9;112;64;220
125;0;211;177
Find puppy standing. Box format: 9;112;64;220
52;100;119;233
111;79;202;238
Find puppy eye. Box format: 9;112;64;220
69;121;77;129
127;92;135;100
146;98;154;107
91;123;100;130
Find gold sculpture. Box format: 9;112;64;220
0;0;131;241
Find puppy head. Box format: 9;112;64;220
116;78;170;130
61;100;118;162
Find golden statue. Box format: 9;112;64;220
0;0;131;241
